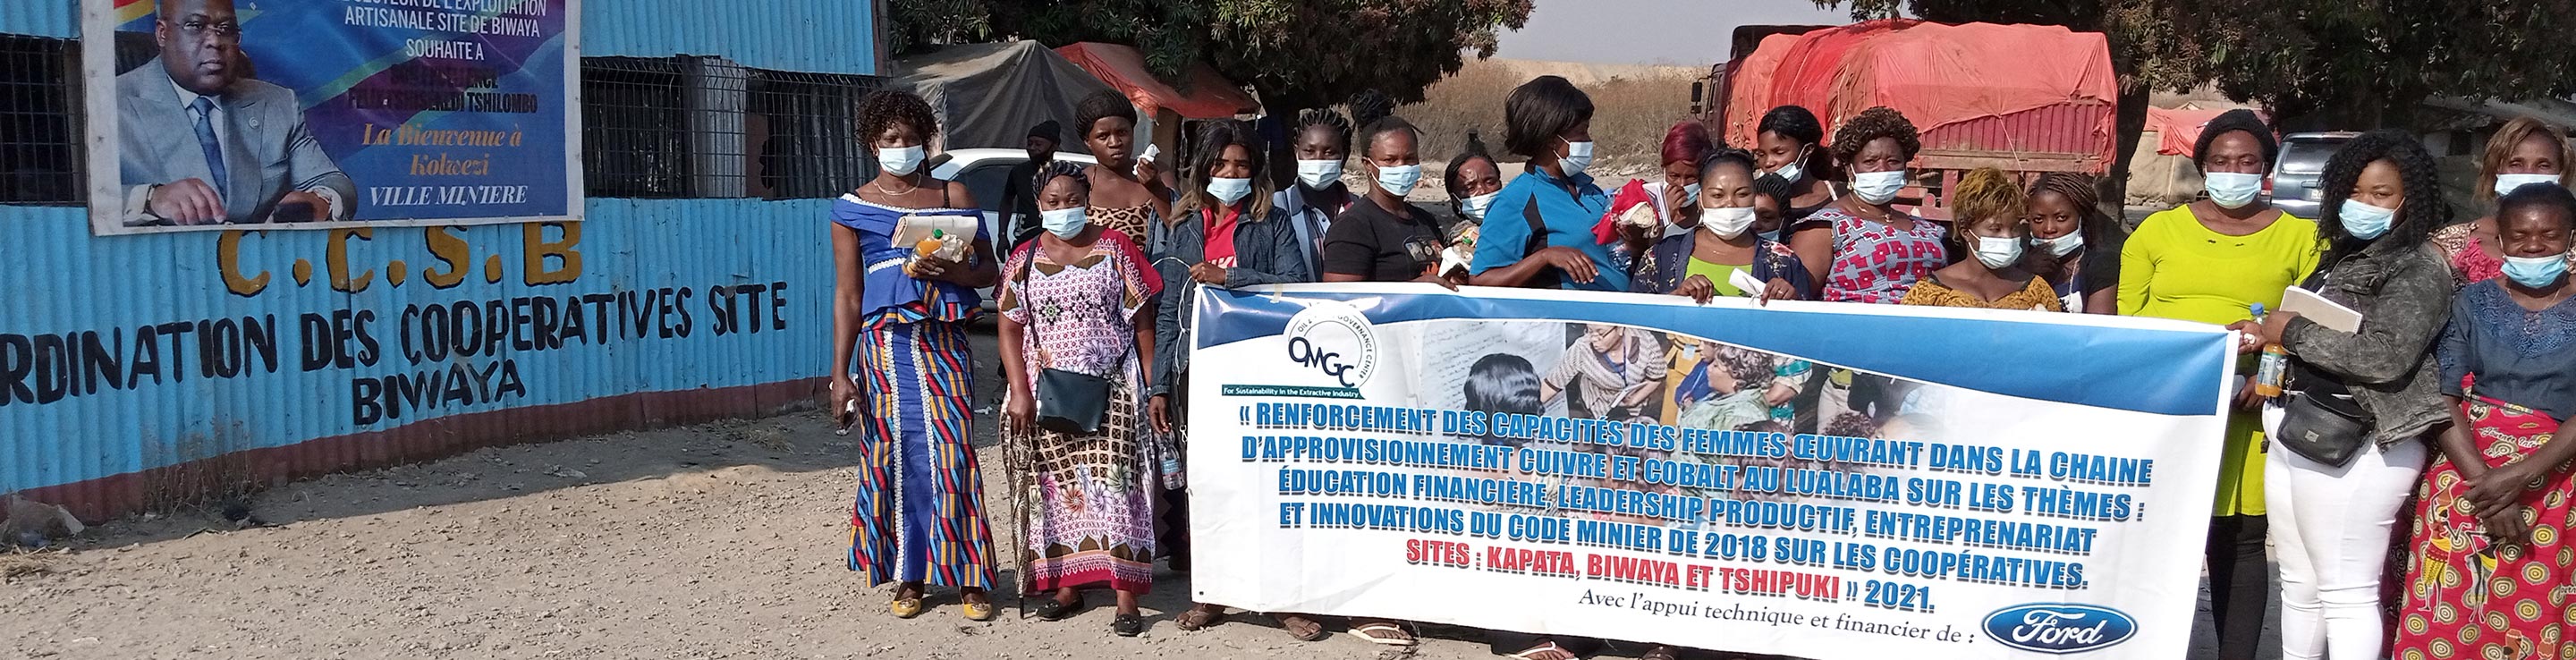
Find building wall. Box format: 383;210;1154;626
1;0;871;520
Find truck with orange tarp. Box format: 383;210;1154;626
1695;20;2117;220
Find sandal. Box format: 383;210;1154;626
1032;596;1089;622
1275;613;1330;642
889;592;926;620
1174;606;1228;631
1506;641;1578;660
1349;619;1418;646
961;600;996;622
1641;645;1682;660
1112;613;1146;637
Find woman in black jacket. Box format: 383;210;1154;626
2241;129;2452;660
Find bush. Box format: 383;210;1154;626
1401;60;1699;175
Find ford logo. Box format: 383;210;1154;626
1982;604;2137;654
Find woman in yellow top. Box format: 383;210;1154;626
1901;168;2063;310
2115;108;2322;660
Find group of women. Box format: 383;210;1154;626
827;76;2576;660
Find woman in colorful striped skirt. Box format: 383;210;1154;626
829;89;1002;622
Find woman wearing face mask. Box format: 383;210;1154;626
2428;117;2576;287
1899;168;2061;310
2115;107;2320;660
1000;162;1168;637
1152;119;1314;634
1445;132;1506;226
1755;105;1838;228
1072;90;1170;245
828;89;1004;622
1470;76;1619;292
2023;173;2123;314
1788;106;1943;303
2394;184;2576;660
2233;130;2452;660
1629;148;1809;303
1321;116;1462;289
1644;122;1715;232
1275;108;1356;276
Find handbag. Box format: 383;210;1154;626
2274;382;2369;468
1014;257;1118;435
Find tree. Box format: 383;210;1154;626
894;0;1534;117
1818;0;2576;211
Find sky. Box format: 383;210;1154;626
1494;0;1851;66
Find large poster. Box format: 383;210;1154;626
1186;284;2234;660
82;0;580;235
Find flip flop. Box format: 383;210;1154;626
1174;607;1228;631
1349;621;1417;646
1506;641;1577;660
1275;613;1330;642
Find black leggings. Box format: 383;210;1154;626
2205;514;2268;660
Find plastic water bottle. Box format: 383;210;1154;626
2251;303;2287;397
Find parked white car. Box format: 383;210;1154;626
923;148;1098;308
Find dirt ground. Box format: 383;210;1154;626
0;326;2274;660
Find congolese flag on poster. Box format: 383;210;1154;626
86;0;577;234
1184;283;2233;660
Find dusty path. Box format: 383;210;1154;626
0;326;2272;659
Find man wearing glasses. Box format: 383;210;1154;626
115;0;354;226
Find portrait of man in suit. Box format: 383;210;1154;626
116;0;355;226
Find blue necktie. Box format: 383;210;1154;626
189;97;230;202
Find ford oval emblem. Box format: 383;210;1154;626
1982;604;2138;654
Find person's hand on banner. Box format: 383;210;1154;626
148;179;227;224
1672;275;1716;304
2224;319;2263;354
1148;394;1174;434
2258;310;2300;347
1190;262;1229;285
1761;278;1797;304
273;190;334;223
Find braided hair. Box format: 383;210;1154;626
1294;107;1353;158
1347;89;1395;134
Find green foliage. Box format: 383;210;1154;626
1819;0;2576;121
893;0;1534;114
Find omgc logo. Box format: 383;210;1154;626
1281;301;1378;389
1982;604;2138;654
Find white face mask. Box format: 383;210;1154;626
1206;177;1253;206
1560;140;1596;178
1458;190;1499;220
1973;235;2026;269
2038;231;2085;258
1767;148;1809;182
1296;159;1343;190
1040;207;1089;238
2495;173;2560;199
2204;172;2264;209
1851;170;1907;205
1375;164;1423;198
1701;206;1758;238
877;145;926;176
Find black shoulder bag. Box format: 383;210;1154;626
1017;258;1115;435
2272;258;2372;467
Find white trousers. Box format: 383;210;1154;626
2264;435;2425;660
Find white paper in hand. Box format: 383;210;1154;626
2279;286;2363;334
1727;268;1768;297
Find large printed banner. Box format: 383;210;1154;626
1187;284;2234;660
83;0;579;235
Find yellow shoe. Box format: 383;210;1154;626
891;596;926;619
962;600;996;622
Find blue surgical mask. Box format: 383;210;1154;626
1458;190;1499;220
1297;159;1343;190
1682;182;1703;204
1560;139;1596;178
2039;232;2084;258
2338;199;2396;240
2205;172;2263;209
2495;173;2559;199
1771;160;1805;184
877;145;926;176
1376;164;1423;198
1852;170;1907;205
1040;207;1088;238
2504;254;2567;288
1206;177;1253;206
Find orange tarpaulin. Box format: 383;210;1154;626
1724;20;2116;165
1055;42;1259;120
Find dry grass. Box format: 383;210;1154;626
0;549;61;580
1401;59;1700;173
